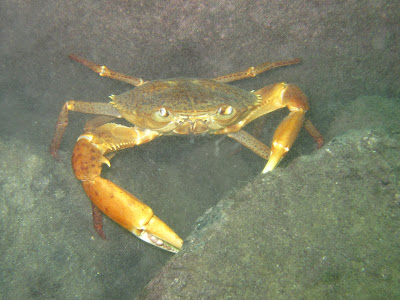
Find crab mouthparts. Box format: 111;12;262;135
173;119;209;135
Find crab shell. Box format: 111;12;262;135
110;78;259;135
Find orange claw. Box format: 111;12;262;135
251;83;311;173
71;130;183;253
262;110;305;173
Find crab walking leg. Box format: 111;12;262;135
84;115;117;132
69;54;147;87
91;203;106;240
50;101;121;159
72;123;183;252
227;130;270;160
212;58;301;83
304;118;324;149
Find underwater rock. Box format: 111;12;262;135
139;96;400;299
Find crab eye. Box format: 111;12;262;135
152;107;173;122
218;105;233;115
159;107;169;117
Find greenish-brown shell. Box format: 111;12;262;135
111;78;258;114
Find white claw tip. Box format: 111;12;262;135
262;166;271;174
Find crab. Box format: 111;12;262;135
50;54;323;253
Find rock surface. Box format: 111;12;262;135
139;97;400;299
1;0;399;298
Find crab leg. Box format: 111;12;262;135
212;58;301;83
304;119;324;149
72;123;183;253
227;130;270;160
50;101;121;159
69;54;146;87
91;203;106;240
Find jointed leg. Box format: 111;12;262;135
91;203;106;240
69;54;147;87
304;119;324;149
50;101;121;159
212;58;301;83
84;115;117;132
227;130;270;160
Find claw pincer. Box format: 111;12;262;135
72;134;183;253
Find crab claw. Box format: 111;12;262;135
81;176;183;253
262;110;304;173
252;83;309;173
72;134;183;253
